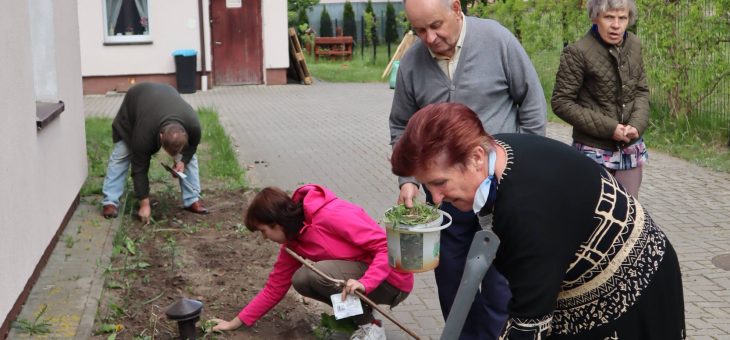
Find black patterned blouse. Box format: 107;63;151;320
484;134;685;339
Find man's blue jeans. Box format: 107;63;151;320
101;141;202;208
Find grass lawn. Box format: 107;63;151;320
305;43;395;83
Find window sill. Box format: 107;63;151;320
104;40;153;46
36;101;64;130
104;35;153;46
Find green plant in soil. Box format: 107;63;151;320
201;319;223;339
12;304;52;335
384;201;440;226
64;234;76;248
313;313;357;339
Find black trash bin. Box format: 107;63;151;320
172;49;197;94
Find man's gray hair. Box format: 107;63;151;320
160;121;188;154
587;0;638;26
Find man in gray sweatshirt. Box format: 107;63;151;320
389;0;547;338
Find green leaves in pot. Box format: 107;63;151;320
384;202;440;226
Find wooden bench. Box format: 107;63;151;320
314;36;354;61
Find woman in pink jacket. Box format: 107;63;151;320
212;184;414;340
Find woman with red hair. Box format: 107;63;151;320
391;102;684;339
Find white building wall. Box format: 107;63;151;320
0;0;87;326
78;0;203;76
263;0;289;70
79;0;289;77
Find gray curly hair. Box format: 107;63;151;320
587;0;638;26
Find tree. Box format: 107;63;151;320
287;0;319;28
640;0;729;118
385;1;398;58
364;11;376;61
343;1;357;41
297;8;310;29
397;10;410;33
364;0;378;46
385;2;398;44
320;6;333;37
288;0;319;13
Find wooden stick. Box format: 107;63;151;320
284;247;421;340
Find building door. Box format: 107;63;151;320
210;0;263;85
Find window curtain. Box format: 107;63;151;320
134;0;148;33
106;0;123;35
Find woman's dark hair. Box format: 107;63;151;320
391;102;494;177
244;187;305;241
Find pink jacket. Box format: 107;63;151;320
238;184;414;326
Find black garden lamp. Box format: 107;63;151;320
165;298;203;340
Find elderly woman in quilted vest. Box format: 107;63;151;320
552;0;649;198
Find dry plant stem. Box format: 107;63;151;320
284;247;422;340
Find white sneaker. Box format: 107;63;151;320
349;322;386;340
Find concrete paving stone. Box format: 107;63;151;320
693;330;729;339
703;308;730;319
390;312;416;324
412;310;444;318
687;317;715;329
685;302;703;313
697;301;730;308
415;316;441;329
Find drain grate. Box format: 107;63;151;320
711;254;730;271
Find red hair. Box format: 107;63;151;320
391;103;494;177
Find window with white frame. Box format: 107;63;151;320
103;0;151;44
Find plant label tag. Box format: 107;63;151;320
330;293;363;320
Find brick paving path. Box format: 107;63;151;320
84;83;730;339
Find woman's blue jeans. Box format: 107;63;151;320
101;141;201;208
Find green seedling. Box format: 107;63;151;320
12;304;52;335
201;319;223;339
274;310;288;320
64;235;76;248
182;222;200;235
133;261;151;270
105;281;124;289
233;223;249;238
162;236;180;271
384;201;440;226
124;236;137;255
313;313;357;339
142;292;164;305
94;323;123;335
107;301;126;319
